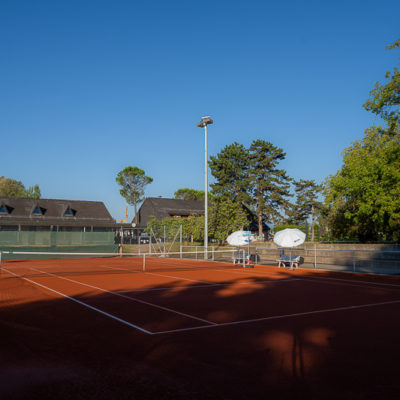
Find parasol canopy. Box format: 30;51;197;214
226;231;254;246
273;228;305;248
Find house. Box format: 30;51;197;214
0;197;117;232
136;197;269;236
137;197;204;227
0;197;120;252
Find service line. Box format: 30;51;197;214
30;267;216;326
1;267;153;335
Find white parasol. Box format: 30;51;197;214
227;231;254;246
273;228;305;248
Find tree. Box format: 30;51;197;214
24;184;41;199
208;198;250;242
0;177;41;198
174;188;205;201
363;39;400;133
292;179;323;241
324;40;400;242
116;167;153;225
248;140;292;236
209;142;251;204
324;125;400;241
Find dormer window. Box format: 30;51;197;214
33;206;46;216
64;207;77;217
0;204;14;214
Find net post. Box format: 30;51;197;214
242;249;245;268
353;249;356;272
143;254;146;272
0;251;2;269
212;246;214;261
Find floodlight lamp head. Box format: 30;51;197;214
197;116;213;127
201;116;213;124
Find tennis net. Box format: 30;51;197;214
0;248;243;276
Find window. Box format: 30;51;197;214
0;204;13;214
64;207;77;217
32;206;46;216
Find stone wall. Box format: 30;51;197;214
251;242;400;275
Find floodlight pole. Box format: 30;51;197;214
204;123;208;260
197;116;213;260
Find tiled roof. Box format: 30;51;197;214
0;197;115;225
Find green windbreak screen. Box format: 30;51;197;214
0;231;118;257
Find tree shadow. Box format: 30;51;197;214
1;264;400;400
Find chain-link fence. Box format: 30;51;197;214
253;246;400;275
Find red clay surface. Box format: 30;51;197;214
1;257;400;399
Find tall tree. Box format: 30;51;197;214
292;179;323;241
325;40;400;242
174;188;205;201
0;177;41;198
248;140;292;236
363;39;400;133
208;142;251;204
24;184;41;199
208;198;250;242
324;125;400;242
116;167;153;225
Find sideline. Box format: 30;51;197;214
1;267;153;335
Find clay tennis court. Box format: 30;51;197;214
1;256;400;399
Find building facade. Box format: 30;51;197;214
0;197;117;232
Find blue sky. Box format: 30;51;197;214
1;0;399;220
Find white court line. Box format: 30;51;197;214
97;265;301;293
31;267;216;326
1;267;153;335
118;276;302;293
300;275;400;289
152;298;400;335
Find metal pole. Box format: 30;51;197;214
314;244;317;269
204;123;208;260
180;224;182;259
163;226;166;254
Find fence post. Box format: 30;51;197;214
314;244;317;269
143;254;146;272
163;226;166;254
212;246;214;261
353;250;356;272
180;225;182;259
196;246;198;260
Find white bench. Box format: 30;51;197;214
277;254;300;269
